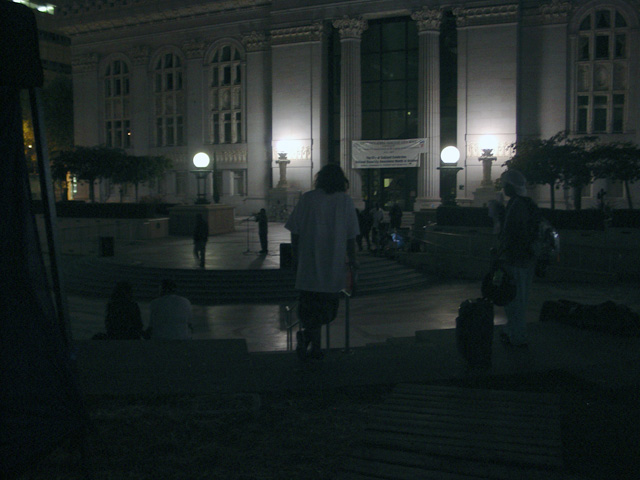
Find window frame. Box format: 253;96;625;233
572;6;631;135
206;41;245;145
103;56;132;148
152;49;186;147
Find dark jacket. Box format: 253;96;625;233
499;196;535;268
193;218;209;243
105;300;143;339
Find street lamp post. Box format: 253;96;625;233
192;152;211;204
438;146;462;206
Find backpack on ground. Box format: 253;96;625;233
526;199;560;277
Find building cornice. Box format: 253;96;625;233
183;39;208;59
242;31;270;52
411;7;443;33
271;23;324;45
453;4;518;28
56;0;267;35
128;45;150;66
332;17;368;41
71;52;99;73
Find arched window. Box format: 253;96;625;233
208;43;243;144
575;7;629;134
104;58;131;148
154;51;185;146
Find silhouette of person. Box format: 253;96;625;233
389;202;403;230
147;279;193;339
193;213;209;268
370;203;384;250
255;208;268;253
105;281;144;339
285;163;359;360
497;169;535;347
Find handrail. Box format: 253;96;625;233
284;289;352;353
284;302;299;351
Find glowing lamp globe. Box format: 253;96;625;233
193;152;210;168
440;146;460;164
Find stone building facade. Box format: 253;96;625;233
53;0;640;213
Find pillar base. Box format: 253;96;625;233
168;204;235;236
472;186;501;208
413;197;442;211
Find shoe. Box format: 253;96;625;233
296;331;308;361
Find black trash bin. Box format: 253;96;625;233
280;243;292;269
99;236;114;257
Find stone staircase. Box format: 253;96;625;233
62;253;431;305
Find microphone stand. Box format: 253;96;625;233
243;215;258;255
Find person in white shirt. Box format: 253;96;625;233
285;163;359;360
147;279;193;340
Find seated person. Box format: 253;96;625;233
105;281;144;340
146;279;193;340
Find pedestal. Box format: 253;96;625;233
472;186;500;207
413;197;442;211
168;204;235;236
268;188;301;222
438;166;463;206
472;154;498;207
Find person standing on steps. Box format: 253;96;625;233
285;163;360;361
389;202;403;230
497;169;536;347
370;203;384;251
193;213;209;268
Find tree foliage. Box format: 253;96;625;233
110;154;173;201
590;142;640;209
506;131;599;210
52;146;173;202
52;146;126;202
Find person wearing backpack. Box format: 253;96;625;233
497;169;536;347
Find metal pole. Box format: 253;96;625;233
29;87;72;345
344;292;350;353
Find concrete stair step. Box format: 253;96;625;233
63;253;431;305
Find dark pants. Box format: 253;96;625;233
193;241;206;266
259;228;268;252
297;291;340;352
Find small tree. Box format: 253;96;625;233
505;132;565;209
591;142;640;209
554;135;598;210
507;131;598;210
51;146;125;202
110;154;172;202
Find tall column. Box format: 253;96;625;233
242;32;271;210
412;8;442;210
333;17;367;206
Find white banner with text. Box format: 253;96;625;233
352;138;426;169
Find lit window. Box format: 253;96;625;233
574;7;629;134
154;51;185;147
104;59;131;148
208;43;243;144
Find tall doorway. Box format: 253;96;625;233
363;167;417;210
